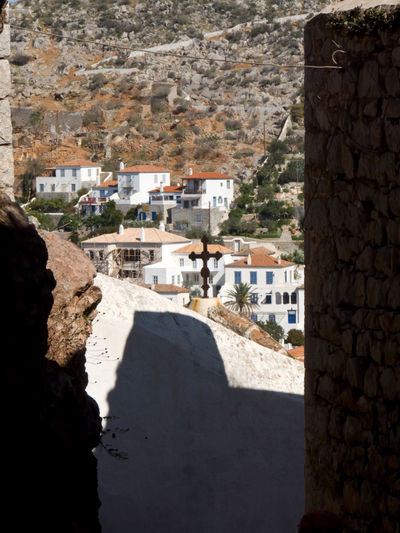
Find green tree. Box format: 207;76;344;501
286;329;305;346
98;201;123;227
224;282;259;316
257;320;285;342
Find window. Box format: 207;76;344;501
60;169;65;177
218;196;223;204
266;271;273;284
88;169;91;177
149;250;155;261
291;292;297;304
288;310;296;324
153;276;159;284
250;293;258;304
264;293;272;304
192;259;197;269
89;251;95;260
154;174;158;183
250;314;258;322
183;200;189;208
213;258;218;269
213;197;217;207
51;184;55;192
180;258;184;267
194;274;199;282
275;292;282;305
227;180;231;189
177;275;181;284
283;292;290;304
39;184;44;192
172;275;175;284
124;249;140;262
72;168;77;177
71;184;76;192
220;182;223;187
234;271;242;284
196;214;203;222
285;271;287;283
99;251;104;261
268;314;276;323
250;271;257;284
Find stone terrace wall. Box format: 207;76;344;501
0;0;14;199
304;4;400;533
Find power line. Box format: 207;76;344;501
10;24;343;70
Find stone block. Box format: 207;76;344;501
385;67;400;97
0;99;12;144
343;480;360;513
379;368;397;401
343;415;363;443
0;59;11;99
0;144;14;198
358;60;381;98
383;98;400;118
364;363;379;398
0;24;10;58
346;357;366;390
385;119;400;152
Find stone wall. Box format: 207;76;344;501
0;0;14;198
304;3;400;533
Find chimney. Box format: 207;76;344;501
160;183;164;192
118;224;124;235
96;172;101;186
119;161;125;170
159;221;165;231
188;167;193;175
140;227;145;242
278;257;281;265
247;253;251;265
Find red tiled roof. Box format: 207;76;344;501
57;159;101;167
82;227;189;245
182;172;232;180
118;165;170;173
225;247;294;268
173;243;232;254
142;284;190;293
288;346;304;362
149;185;183;193
93;180;118;188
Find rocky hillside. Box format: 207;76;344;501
9;0;335;194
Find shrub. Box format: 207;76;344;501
286;329;305;346
10;53;31;66
257;320;285;342
88;73;107;92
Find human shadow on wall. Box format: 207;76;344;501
99;310;304;533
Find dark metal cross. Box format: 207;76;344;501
189;235;222;298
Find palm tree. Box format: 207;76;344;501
224;282;259;316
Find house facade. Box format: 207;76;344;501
220;247;305;335
81;225;190;281
137;184;183;223
36;159;102;201
115;165;171;211
79;180;118;216
170;171;234;234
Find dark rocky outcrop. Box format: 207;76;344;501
1;192;101;532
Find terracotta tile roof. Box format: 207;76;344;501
149;185;183;193
57;159;101;167
142;284;190;293
173;243;232;254
82;227;190;245
93;180;118;188
182;172;233;180
225;247;294;268
118;165;170;173
288;346;304;362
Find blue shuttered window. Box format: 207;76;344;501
250;271;257;284
266;271;273;284
234;271;242;284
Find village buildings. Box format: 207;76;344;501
81;225;190;281
79;180;118;216
36;159;103;201
115;165;171;212
219;247;304;335
170;171;234;234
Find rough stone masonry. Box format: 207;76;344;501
304;2;400;533
0;0;14;199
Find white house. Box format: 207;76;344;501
180;171;234;210
36;159;102;201
116;165;171;210
137;184;183;223
220;246;305;335
82;225;190;281
170;171;234;234
141;283;190;306
79;180;119;216
172;243;233;296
